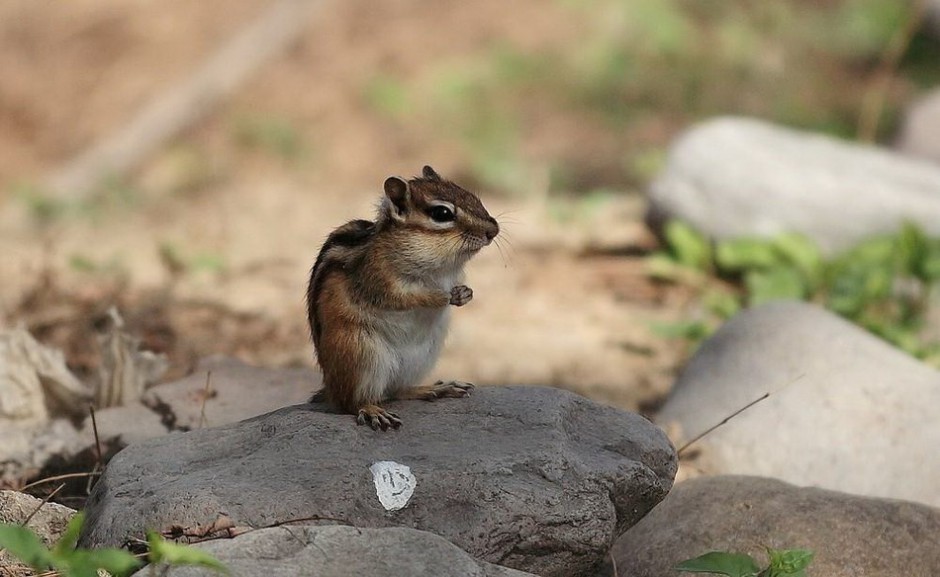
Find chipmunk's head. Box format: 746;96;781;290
379;165;499;270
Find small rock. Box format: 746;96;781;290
657;301;940;506
603;476;940;577
1;490;77;576
0;419;89;482
0;327;91;424
80;385;677;577
648;117;940;254
131;525;537;577
896;89;940;164
0;489;76;537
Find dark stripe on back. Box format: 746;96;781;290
306;219;375;347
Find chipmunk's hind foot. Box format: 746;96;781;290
434;380;475;398
357;405;402;431
397;380;475;402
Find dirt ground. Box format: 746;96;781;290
0;0;699;414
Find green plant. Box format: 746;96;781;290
362;74;411;119
0;512;227;577
677;548;814;577
12;176;142;226
146;530;228;575
13;182;71;225
340;0;932;193
158;242;228;276
233;114;306;162
68;253;128;277
648;220;940;363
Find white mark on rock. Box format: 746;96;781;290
370;460;415;511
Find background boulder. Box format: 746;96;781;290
648;117;940;254
896;89;940;165
603;476;940;577
657;301;940;507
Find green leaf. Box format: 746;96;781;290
715;238;779;273
771;233;823;287
826;260;892;316
52;512;84;557
0;523;54;570
646;253;707;286
922;245;940;281
647;253;684;280
147;531;228;573
766;548;814;576
839;235;894;268
896;222;930;280
651;320;712;341
704;289;742;319
744;266;806;306
54;553;102;577
89;548;143;576
676;551;761;577
665;221;712;271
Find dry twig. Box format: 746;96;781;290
43;0;329;199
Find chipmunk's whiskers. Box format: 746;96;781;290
493;236;515;267
494;209;522;220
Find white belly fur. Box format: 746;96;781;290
357;306;451;403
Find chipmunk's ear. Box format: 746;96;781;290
383;176;410;216
422;165;442;181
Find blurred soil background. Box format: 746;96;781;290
1;0;937;411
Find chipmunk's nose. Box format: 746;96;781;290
485;217;500;242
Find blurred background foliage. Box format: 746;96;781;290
1;0;938;398
3;0;935;211
357;0;935;196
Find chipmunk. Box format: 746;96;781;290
306;165;499;430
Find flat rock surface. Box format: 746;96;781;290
131;525;537;577
80;385;676;577
90;355;319;445
657;301;940;506
603;476;940;577
648;116;940;254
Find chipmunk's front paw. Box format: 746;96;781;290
425;380;475;400
357;405;402;431
449;285;473;306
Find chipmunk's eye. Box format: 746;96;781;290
428;205;456;223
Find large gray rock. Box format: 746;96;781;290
603;476;940;577
132;525;537;577
657;301;940;506
897;89;940;164
648;117;940;254
80;385;677;577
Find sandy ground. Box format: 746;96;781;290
0;0;691;412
